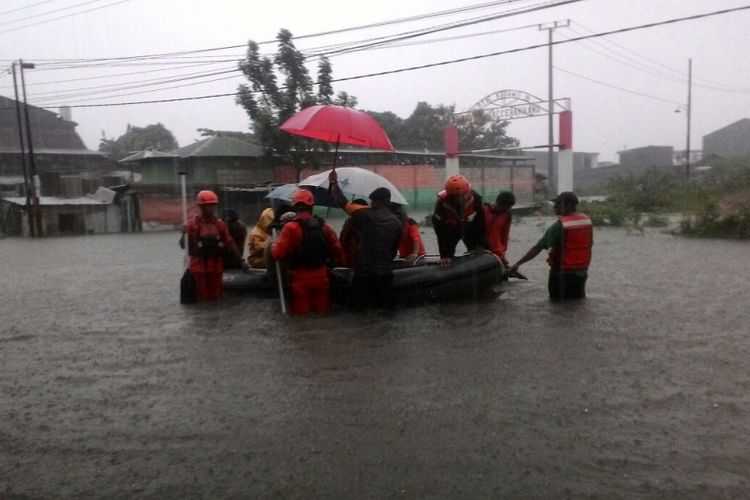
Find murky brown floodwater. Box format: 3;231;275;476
2;214;749;499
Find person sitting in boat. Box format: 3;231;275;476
183;190;245;302
329;175;402;310
509;191;593;301
483;190;516;268
270;189;344;316
432;175;488;267
221;208;247;269
339;198;368;268
247;208;275;269
391;203;426;263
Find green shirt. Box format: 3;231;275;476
536;219;589;277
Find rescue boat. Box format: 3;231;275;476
223;252;505;305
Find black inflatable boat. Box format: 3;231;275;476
223;252;505;305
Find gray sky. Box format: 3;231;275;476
1;0;749;162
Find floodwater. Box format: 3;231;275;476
1;215;749;499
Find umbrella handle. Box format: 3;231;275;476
331;135;340;171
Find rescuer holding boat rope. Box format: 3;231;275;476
510;191;593;300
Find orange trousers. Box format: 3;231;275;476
288;267;331;315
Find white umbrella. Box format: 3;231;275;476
298;167;408;206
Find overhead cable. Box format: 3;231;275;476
45;4;750;108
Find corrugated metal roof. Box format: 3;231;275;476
0;148;104;156
171;134;263;158
2;195;111;206
119;149;178;162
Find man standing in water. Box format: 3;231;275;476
483;190;516;268
509;191;592;300
271;189;344;316
183;190;245;302
330;177;402;310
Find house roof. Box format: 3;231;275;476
171;134;263;158
0;95;88;151
119;149;178;162
3;195;109;206
703;118;750;139
0;147;104;156
2;186;116;206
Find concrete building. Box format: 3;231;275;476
618;146;674;169
702;118;750;159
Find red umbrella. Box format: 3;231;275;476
280;105;394;152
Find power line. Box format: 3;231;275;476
0;60;224;90
14;0;535;63
25;19;541;102
300;0;582;59
553;65;684;106
0;0;135;36
569;20;750;92
0;0;104;28
560;28;750;94
0;0;58;18
23;3;566;102
33;68;241;104
44;3;750;108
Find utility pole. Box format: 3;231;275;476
10;63;35;237
539;19;569;195
19;59;43;236
686;58;692;183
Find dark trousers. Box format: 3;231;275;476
350;271;395;311
548;269;587;301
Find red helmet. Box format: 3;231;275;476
292;189;314;207
196;190;218;205
445;175;471;196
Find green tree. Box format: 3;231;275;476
98;123;178;160
364;110;404;144
316;56;333;105
236;30;354;181
383;102;518;152
332;91;358;108
196;128;256;142
454;109;519;152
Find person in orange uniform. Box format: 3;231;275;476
432;174;487;267
270;189;344;315
483;190;516;267
510;191;593;300
392;203;426;263
184;190;245;302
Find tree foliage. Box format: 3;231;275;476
98;123;178;160
196;128;256;142
236;30;355;180
365;102;518;152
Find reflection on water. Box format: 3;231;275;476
1;217;749;498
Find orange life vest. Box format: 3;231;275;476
435;190;477;225
548;213;592;270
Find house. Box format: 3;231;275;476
124;134;269;228
618;146;674;169
0;95;115;193
702;118;750;159
0;95;137;236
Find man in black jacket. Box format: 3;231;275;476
330;177;402;310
